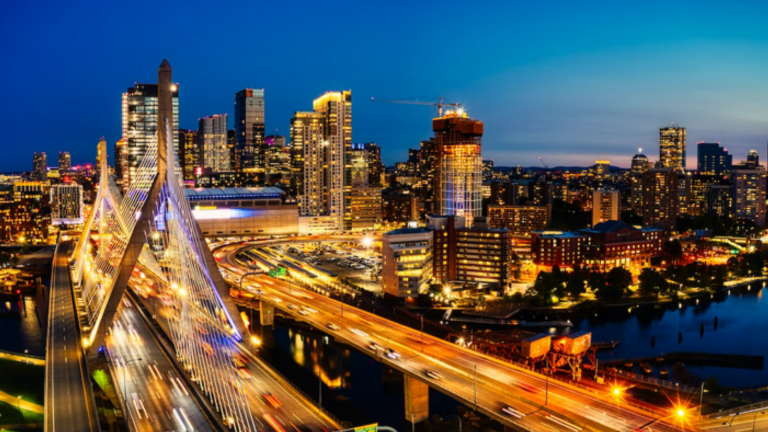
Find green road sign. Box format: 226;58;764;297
354;424;377;432
268;267;287;277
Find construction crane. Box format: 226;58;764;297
539;157;548;168
371;96;462;118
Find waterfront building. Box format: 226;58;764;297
122;82;179;192
659;125;686;171
641;167;678;230
234;89;265;171
697;142;732;175
731;168;766;227
488;204;551;237
382;227;433;299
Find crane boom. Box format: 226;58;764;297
539;157;548;168
371;96;461;117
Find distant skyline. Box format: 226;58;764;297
2;0;768;171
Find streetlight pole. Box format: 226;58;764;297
441;414;463;432
699;382;705;418
474;364;478;411
752;411;765;432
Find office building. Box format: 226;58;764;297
186;187;298;236
50;183;84;226
193;171;260;188
114;139;128;187
659;125;686;171
419;138;438;215
265;135;287;172
32;152;47;181
428;215;512;288
593;160;610;177
488;205;551;237
382;227;433;299
345;187;382;231
382;192;420;224
731;168;766;227
697;142;732;175
234;89;265;171
592;188;620;226
198;115;229;172
122;82;179;192
747;149;759;167
631;150;650;174
490;180;513;205
58;152;71;172
434;111;483;225
688;174;719;216
179;129;198;180
641;167;678;230
482;159;494;182
365;143;384;187
708;185;732;218
531;231;589;269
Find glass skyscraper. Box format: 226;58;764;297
122;83;179;192
234;89;265;171
697;142;732;175
660;125;686;171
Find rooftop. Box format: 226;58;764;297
184;187;285;199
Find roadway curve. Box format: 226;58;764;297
217;239;694;432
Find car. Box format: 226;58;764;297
386;349;401;359
368;342;384;351
426;370;443;380
299;309;309;315
326;323;340;331
263;393;282;408
287;303;297;310
502;407;524;418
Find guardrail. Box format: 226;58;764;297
0;348;45;362
604;368;697;393
701;399;768;420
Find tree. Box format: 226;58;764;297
638;268;667;297
525;271;559;306
588;271;606;297
566;265;588;299
665;240;684;266
599;267;632;301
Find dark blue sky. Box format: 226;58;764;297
2;0;768;171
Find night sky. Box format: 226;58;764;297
2;0;768;171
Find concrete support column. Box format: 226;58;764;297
260;302;274;326
404;375;429;424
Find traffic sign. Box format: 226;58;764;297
354;424;377;432
268;267;287;277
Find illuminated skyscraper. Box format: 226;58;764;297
592;188;620;225
697;143;731;174
122;83;179;192
313;91;351;225
179;129;198;180
114;139;128;187
731;168;766;228
659;125;686;171
364;143;384;187
290;111;326;217
631;149;650;174
641;167;678;230
198;115;229;172
234;89;265;171
433;111;483;225
58;151;71;172
50;183;84;226
32;152;47;181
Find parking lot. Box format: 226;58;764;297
284;243;382;293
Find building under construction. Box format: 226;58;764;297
433;111;484;226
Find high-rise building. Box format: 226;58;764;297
731;168;766;227
58;151;71;172
382;227;433;299
122;83;179;192
50;183;84;226
290;111;326;217
265;135;287;172
227;129;237;171
433;111;483;225
364;143;384;187
482;159;494;182
697;143;732;175
707;185;732;218
198;115;229;172
593;160;610;177
641;167;678;230
32;152;47;181
179;129;198;180
419;139;438;215
114;139;128;187
234;89;265;171
382;192;420;224
348;143;369;188
345;187;382;231
592;188;620;226
747;149;759;167
659;125;686;171
490;180;513;205
488;205;551;237
631;149;650;174
313;91;351;227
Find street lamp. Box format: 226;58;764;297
16;395;21;414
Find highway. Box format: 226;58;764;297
105;296;215;432
217;241;692;432
45;240;99;432
130;277;340;432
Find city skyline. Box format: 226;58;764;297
2;1;768;171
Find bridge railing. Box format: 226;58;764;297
604;368;697;393
701;399;768;420
0;349;45;363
